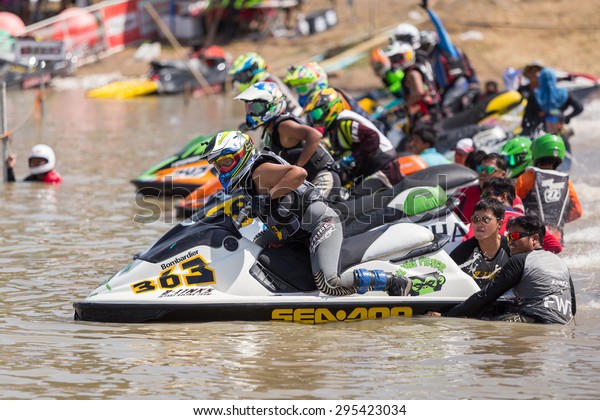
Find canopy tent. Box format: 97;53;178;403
0;11;26;36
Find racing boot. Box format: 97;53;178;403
353;268;412;296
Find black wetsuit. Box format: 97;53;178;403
450;236;511;289
445;248;576;324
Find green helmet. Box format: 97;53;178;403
531;133;565;165
228;52;267;93
283;63;327;91
500;136;532;178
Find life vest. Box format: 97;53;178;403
241;152;322;241
24;170;62;184
437;48;469;87
263;114;334;182
521;167;571;234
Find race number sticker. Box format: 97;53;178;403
131;255;215;294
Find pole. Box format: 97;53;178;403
2;82;8;182
169;0;176;34
144;2;214;97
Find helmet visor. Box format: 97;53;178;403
505;153;526;168
233;69;255;84
308;107;325;126
392;34;414;44
212;149;243;174
29;157;49;168
245;101;269;116
389;53;409;66
295;84;312;96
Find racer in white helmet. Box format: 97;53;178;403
389;23;421;50
6;144;62;184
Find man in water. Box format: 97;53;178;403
6;144;62;184
428;215;576;324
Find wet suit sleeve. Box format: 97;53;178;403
514;171;534;199
444;253;526;318
566;180;582;222
449;237;478;266
7;167;16;182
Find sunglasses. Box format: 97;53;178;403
471;215;498;225
245;101;269;116
505;231;533;242
477;165;501;174
481;189;504;198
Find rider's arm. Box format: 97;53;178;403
404;70;426;107
444;253;525;318
338;120;379;162
6;153;16;182
252;162;307;199
278;120;323;167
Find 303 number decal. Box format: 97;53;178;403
131;256;215;294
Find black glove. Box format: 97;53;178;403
420;0;429;10
249;194;271;215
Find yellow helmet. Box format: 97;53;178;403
304;88;344;130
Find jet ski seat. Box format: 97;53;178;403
340;222;434;271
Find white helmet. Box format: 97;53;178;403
419;30;437;54
385;42;416;70
234;81;287;129
390;23;421;50
28;144;56;175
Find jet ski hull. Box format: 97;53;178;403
74;297;472;324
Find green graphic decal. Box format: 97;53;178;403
407;272;446;296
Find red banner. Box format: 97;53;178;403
101;0;141;49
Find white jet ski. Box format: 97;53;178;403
73;207;503;324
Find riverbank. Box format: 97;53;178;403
74;0;600;92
